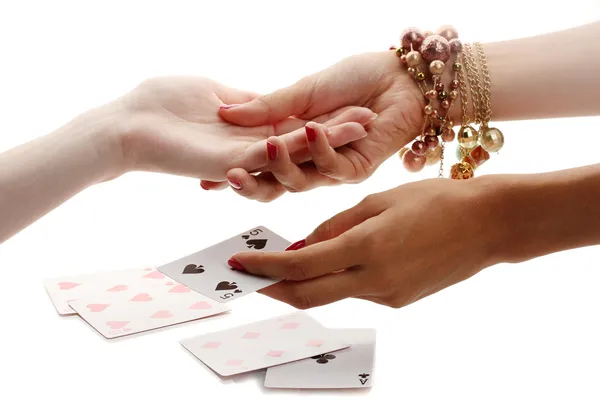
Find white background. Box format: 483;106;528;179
1;1;600;399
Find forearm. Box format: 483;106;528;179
451;21;600;122
0;107;124;244
480;164;600;265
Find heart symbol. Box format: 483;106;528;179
150;310;173;319
106;285;128;292
215;281;237;291
246;239;267;250
182;264;205;274
58;282;80;290
106;321;129;329
169;284;190;294
190;301;212;310
87;304;110;313
242;235;250;240
143;271;165;279
130;293;152;302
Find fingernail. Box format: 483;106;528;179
267;141;278;161
305;126;317;142
228;258;246;271
285;239;306;251
369;113;378;122
228;179;242;190
200;181;210;190
220;104;240;110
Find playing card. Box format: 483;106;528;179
158;226;290;303
264;328;376;389
180;312;350;377
68;285;229;339
44;267;174;315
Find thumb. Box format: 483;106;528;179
219;77;317;127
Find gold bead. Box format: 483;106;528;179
447;120;454;129
416;71;426;81
406;51;422;67
457;125;479;149
424;105;433;114
480;127;504;152
429;60;445;75
427;127;437;136
452;62;462;71
395;47;405;57
425;145;443;165
398;147;409;160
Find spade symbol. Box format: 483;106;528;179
358;373;370;385
215;281;238;291
246;239;267;250
182;264;205;274
242;235;250;240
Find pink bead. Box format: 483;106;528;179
411;140;427;156
435;82;444;91
449;39;463;53
451;79;460;89
442;128;456;142
424;135;439;148
402;150;426;173
441;100;450;109
426;90;437;99
401;27;425;49
419;34;451;62
400;55;407;64
436;25;459;41
431;109;439;118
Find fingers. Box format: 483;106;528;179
218;76;319;126
229;230;362;281
305;193;387;245
303;122;358;180
258;270;365;309
199;181;229;191
225;169;287;203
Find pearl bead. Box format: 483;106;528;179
423;30;434;37
451;79;460;89
442;128;456;142
406;51;421;67
436;25;459;41
441;100;450;109
425;145;443;165
424;135;439;148
450;162;474;180
419;34;451;63
402;150;426;172
480;127;505;152
457;125;478;148
398;147;409;160
424;105;433;114
407;67;416;75
426;90;437;99
435;82;444;91
449;90;458;100
449;39;463;53
400;55;407;64
411;140;427;156
431;109;439;118
401;27;425;48
429;60;445;75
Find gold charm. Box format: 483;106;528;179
450;161;474;180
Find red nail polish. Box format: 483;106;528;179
220;104;240;110
285;239;306;251
228;179;242;190
228;258;246;271
200;181;210;190
267;142;278;161
305;125;317;142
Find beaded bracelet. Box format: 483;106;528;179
393;28;504;180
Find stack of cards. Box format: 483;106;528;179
44;226;378;389
181;312;376;389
